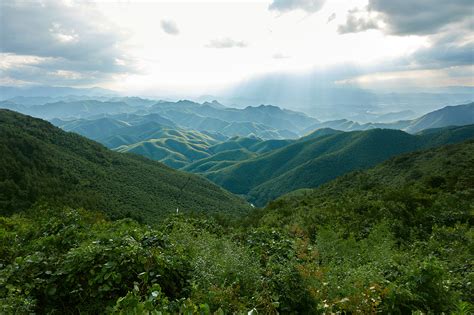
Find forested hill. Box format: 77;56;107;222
0;109;251;221
262;138;474;224
236;139;474;313
1;138;472;314
208;125;474;206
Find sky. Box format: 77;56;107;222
0;0;472;96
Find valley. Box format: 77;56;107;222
1;1;473;313
3;98;471;206
1;105;472;313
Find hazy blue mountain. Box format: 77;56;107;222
405;102;474;133
375;110;417;122
6;96;58;106
85;112;176;128
219;69;473;120
139;108;300;139
151;101;318;135
303;103;474;134
0;85;115;99
8;100;136;119
55;117;131;140
0;100;27;112
107;96;158;107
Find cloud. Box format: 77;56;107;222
160;20;179;35
338;0;472;36
327;13;336;23
0;0;135;85
338;9;379;34
273;53;290;59
411;33;474;69
206;38;247;49
0;53;122;86
369;0;472;36
337;0;473;75
268;0;326;14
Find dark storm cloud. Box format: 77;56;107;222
268;0;326;14
0;0;135;85
412;34;474;69
369;0;472;36
338;0;472;36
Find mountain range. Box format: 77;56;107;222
2;95;474;207
303;102;474;134
1;105;473;314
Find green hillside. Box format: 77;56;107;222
183;149;257;173
78;121;221;168
1;139;472;314
0;110;250;221
208;125;474;205
244;139;474;313
257;139;474;246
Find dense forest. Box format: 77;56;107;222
0;110;473;314
0;109;250;221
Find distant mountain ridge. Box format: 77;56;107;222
44;103;474;177
405;103;474;133
3;96;474;207
1;98;315;139
304;102;474;134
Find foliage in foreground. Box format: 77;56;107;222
0;202;472;314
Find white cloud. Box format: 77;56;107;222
338;8;379;34
160;20;180;35
1;0;471;93
269;0;326;14
206;38;247;49
273;53;290;59
327;12;336;23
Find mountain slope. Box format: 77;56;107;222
261;138;474;232
303;103;474;134
0;110;250;221
28;100;136;119
405;102;474;133
208;125;474;205
54;117;131;140
152;102;317;133
183;149;257;173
